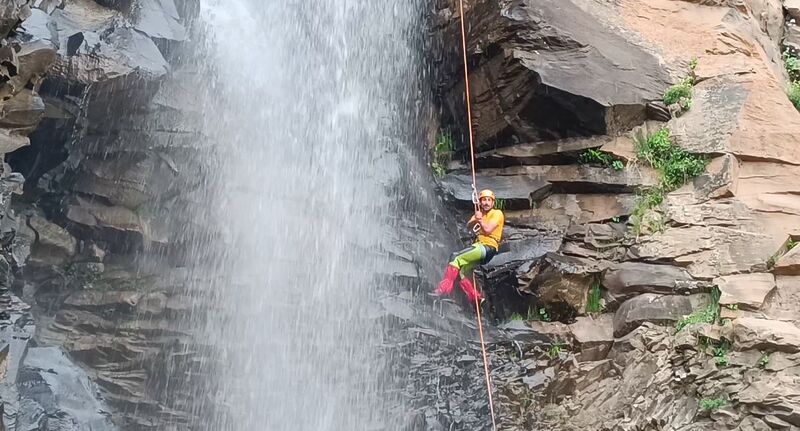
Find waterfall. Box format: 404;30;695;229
185;1;430;429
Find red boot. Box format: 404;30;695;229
459;277;482;304
435;265;460;295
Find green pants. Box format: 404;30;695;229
449;243;496;277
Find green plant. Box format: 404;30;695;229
790;81;800;111
789;238;798;251
431;131;454;178
547;343;562;359
783;49;800;81
631;129;708;236
586;282;603;313
508;313;524;322
537;307;551;322
676;287;720;332
699;397;725;411
713;344;729;367
663;79;693;106
494;198;507;210
725;304;738;311
689;57;699;72
758;353;770;368
611;160;624;171
579;149;612;165
611;216;621;223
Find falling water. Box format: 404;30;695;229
186;1;429;429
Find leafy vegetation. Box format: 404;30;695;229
586;281;603;313
631;129;708;235
547;343;563;359
699;397;725;412
663;58;698;114
537;307;551;322
494;198;507;210
713;342;730;367
431;131;454;178
790;81;800;111
784;49;800;112
579;149;625;171
676;287;721;332
784;49;800;82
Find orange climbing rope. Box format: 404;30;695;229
456;0;498;429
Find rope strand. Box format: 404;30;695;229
457;0;498;429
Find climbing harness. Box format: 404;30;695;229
456;0;498;429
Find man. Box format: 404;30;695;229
435;189;505;304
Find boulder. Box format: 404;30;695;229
628;225;778;279
440;0;669;148
763;276;800;323
0;1;29;39
133;0;187;42
438;173;548;208
475;135;621;165
569;314;615;361
774;247;800;275
714;273;776;311
27;214;77;265
522;253;608;319
442;166;656;207
603;262;695;303
0;88;45;135
733;317;800;353
613;293;710;337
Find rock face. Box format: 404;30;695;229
435;0;670;149
0;0;211;429
429;0;800;428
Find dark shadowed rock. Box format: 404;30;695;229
439;0;669;148
521;253;608;319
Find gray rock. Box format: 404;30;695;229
17;347;116;430
603;262;695;304
27;215;77;265
613;293;710;337
439;0;669;147
0;1;29;39
787;0;800;21
134;0;187;41
733;317;800;353
714;273;776;311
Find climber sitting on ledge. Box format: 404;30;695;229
434;189;505;304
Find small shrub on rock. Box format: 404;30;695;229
789;81;800;111
630;129;708;235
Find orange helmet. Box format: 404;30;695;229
479;189;495;201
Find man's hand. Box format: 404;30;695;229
474;210;483;220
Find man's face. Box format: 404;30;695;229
479;197;494;211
